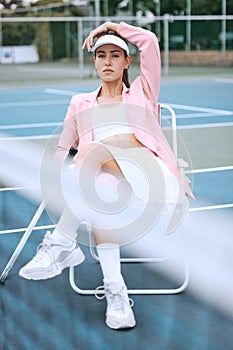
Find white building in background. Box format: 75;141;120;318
0;45;39;63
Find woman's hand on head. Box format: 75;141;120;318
82;22;119;52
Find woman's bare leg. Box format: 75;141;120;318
74;142;128;244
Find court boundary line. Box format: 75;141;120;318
0;134;60;140
173;113;232;119
213;78;233;84
0;122;61;130
168;103;233;116
1;165;232;188
186;165;233;174
45;88;80;95
178;122;233;129
1;164;232;219
0;225;55;235
1;206;232;234
190;203;233;212
2;122;232;134
0;186;26;192
0;100;69;107
1;119;232;139
2;95;230;115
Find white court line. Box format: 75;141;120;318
167;112;233;119
0;122;61;130
1;120;232;133
1;119;232;138
190;203;233;212
1;119;232;133
176;113;219;119
0;186;26;192
0;100;69;107
213;78;233;84
45;88;80;96
186;165;233;174
0;224;55;235
188;166;233;212
168;103;233;115
178;121;233;129
0;134;60;141
0;165;232;220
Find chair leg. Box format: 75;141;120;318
70;225;189;295
68;260;189;295
0;201;46;283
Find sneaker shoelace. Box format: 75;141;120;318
95;285;134;311
32;233;56;263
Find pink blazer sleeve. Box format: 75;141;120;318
117;22;161;103
54;95;79;162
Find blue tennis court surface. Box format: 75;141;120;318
0;66;233;350
1;79;233;137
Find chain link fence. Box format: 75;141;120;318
0;15;233;73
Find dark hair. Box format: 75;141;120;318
122;68;130;88
94;32;130;88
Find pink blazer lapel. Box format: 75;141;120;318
76;86;101;147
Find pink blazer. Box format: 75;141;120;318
56;22;193;198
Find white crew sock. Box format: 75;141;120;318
52;228;74;245
52;206;80;243
96;243;123;282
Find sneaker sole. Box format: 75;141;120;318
19;248;85;280
106;313;136;330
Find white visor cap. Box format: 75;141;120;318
91;35;129;56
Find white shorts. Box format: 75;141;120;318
61;144;180;246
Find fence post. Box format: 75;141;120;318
221;0;226;66
49;22;54;60
78;18;84;78
95;0;100;27
163;14;170;75
0;11;2;47
186;0;191;64
65;21;71;58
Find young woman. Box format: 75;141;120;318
19;21;192;330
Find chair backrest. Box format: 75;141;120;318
156;103;178;161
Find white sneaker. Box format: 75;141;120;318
96;278;136;329
19;231;85;280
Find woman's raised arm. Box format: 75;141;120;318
82;22;119;52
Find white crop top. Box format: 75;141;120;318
92;103;132;142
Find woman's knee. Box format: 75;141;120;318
74;143;99;167
75;142;114;169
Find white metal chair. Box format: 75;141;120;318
0;103;190;294
69;103;190;296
